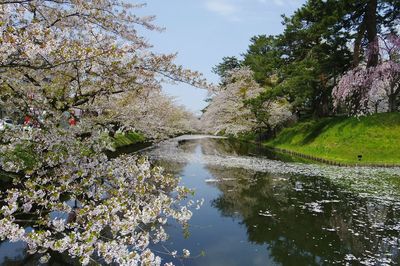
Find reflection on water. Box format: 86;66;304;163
2;136;400;265
150;136;400;266
0;199;83;265
209;168;400;265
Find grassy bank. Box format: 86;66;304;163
113;132;146;149
265;113;400;165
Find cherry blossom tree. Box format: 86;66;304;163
201;67;293;136
98;90;200;139
263;100;293;131
333;34;400;115
0;1;208;265
201;67;264;135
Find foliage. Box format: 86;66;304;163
242;35;284;87
212;56;242;81
0;1;209;265
0;141;38;172
98;90;200;139
332;35;400;115
213;0;399;122
201;67;264;136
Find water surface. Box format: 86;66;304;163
146;136;400;266
1;135;400;265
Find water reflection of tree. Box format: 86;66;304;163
0;244;78;265
198;138;309;163
198;138;268;157
176;138;266;158
155;160;188;178
176;139;201;154
208;166;400;265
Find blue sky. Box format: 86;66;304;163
135;0;306;114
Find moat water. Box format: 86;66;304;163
1;135;400;265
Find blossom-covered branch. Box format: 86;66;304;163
0;1;208;265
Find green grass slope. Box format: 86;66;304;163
113;132;146;148
266;113;400;165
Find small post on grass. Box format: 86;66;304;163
357;154;362;166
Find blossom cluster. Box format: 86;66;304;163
332;35;400;115
201;67;265;135
0;146;194;265
0;1;209;265
201;67;293;135
96;90;200;140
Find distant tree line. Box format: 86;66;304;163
203;0;399;136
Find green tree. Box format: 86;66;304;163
276;0;353;117
242;35;284;87
212;56;242;81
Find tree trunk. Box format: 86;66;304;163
314;75;330;118
366;0;378;67
353;20;367;67
388;94;398;113
315;93;330;118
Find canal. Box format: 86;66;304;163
1;135;400;265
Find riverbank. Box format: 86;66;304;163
146;135;400;199
264;113;400;166
112;131;146;148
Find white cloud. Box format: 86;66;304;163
272;0;285;6
205;0;238;17
259;0;302;7
204;0;303;21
